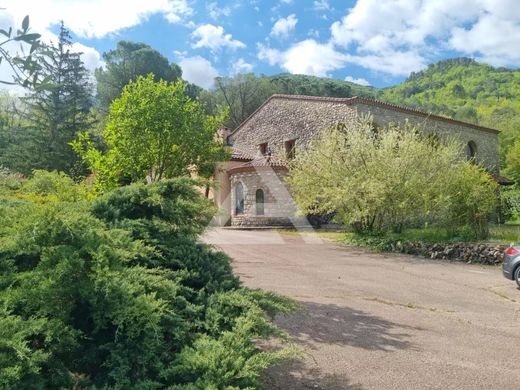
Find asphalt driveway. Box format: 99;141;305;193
204;228;520;390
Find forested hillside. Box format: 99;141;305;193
381;58;520;163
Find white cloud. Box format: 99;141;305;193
2;0;193;39
313;0;331;11
257;44;283;66
191;24;245;51
344;75;370;86
258;40;349;77
231;58;254;75
449;12;520;66
270;14;298;38
68;43;101;72
179;56;218;89
206;2;232;20
329;0;520;74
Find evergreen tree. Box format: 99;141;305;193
23;22;93;176
95;41;182;110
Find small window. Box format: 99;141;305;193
255;189;264;215
235;182;244;215
466;141;477;160
259;142;268;155
285;139;296;159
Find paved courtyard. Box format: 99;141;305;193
204;228;520;390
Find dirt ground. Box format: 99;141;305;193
204;228;520;390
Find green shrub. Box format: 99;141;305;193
287;116;498;238
499;187;520;223
0;168;24;195
0;178;295;388
21;170;87;202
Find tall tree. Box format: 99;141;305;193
73;74;228;193
22;22;93;176
202;74;275;128
95;41;182;109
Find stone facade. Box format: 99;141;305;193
229;95;500;173
355;101;500;173
213;94;502;227
228;167;298;227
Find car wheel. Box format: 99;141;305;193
515;266;520;288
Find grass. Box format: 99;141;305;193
274;223;520;246
489;223;520;243
272;228;348;241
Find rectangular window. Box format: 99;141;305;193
259;142;268;155
285;139;296;159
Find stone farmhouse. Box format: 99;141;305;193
212;94;507;227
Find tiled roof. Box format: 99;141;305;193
228;94;500;140
230;147;254;161
245;155;288;168
227;154;288;174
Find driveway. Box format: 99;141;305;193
204;228;520;390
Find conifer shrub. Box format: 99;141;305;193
0;178;295;389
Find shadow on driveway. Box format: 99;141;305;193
275;301;420;352
263;358;363;390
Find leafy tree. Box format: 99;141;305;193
504;139;520;185
207;74;276;128
95;41;182;109
21;23;93;176
74;74;228;193
287;116;497;237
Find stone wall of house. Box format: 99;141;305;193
229;97;358;158
229;168;299;226
355;103;500;173
229;96;500;173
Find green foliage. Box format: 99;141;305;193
21;170;87;202
0;178;295;388
74;74;229;193
202;73;376;128
381;58;520;167
445;164;498;238
287;116;498;237
95;40;183;110
0;15;43;88
489;223;520;242
499;187;520;223
20;23;94;176
0;168;24;195
504;139;520;185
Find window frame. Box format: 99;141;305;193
235;182;245;215
285;139;296;160
255;188;264;216
259;142;268;155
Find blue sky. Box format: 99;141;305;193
2;0;520;89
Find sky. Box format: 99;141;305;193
1;0;520;90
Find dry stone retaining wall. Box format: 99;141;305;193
388;241;508;265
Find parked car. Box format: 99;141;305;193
503;246;520;287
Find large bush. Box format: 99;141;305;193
0;178;294;389
287;116;497;237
